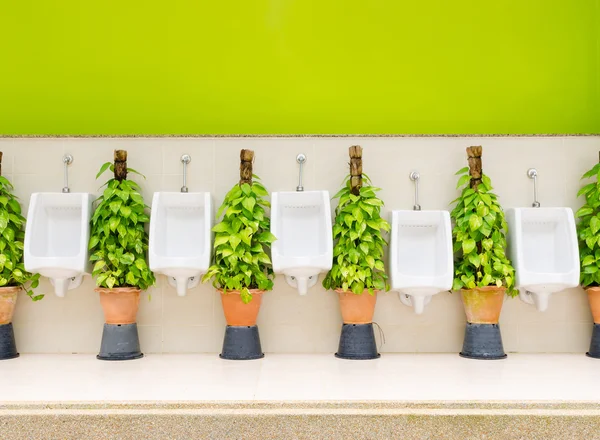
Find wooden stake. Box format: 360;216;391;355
0;152;3;177
466;146;482;190
114;150;127;181
240;149;254;185
349;145;363;195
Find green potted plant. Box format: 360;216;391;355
202;149;275;360
0;152;41;360
575;159;600;358
89;150;155;361
450;146;517;360
322;146;390;360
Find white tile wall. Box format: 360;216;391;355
1;136;598;354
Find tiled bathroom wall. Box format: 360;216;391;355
1;136;599;354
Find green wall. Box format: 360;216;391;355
1;1;598;135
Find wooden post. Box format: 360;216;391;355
349;145;363;195
0;152;3;177
240;149;254;185
114;150;128;182
466;146;482;190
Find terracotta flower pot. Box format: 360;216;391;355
96;287;141;325
336;289;378;324
220;289;264;326
586;287;600;324
0;287;21;325
461;286;506;324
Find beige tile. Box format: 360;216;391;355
137;174;162;207
12;174;63;214
62;138;116;194
162;325;213;353
60;319;102;354
160;139;215;192
138;325;163;354
562;322;593;354
13;138;64;175
137;285;163;326
258;277;339;326
12;279;64;325
214;138;315;205
61;277;105;326
378;324;418;353
5;135;600;354
162;279;214;326
0;139;14;175
260;324;313;353
14;323;62;353
499;294;520;325
115;139;164;175
518;321;567;353
415;323;465;353
561;287;593;323
501;321;519;353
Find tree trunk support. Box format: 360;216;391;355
114;150;128;182
349;145;363;196
466;146;482;190
240;149;254;186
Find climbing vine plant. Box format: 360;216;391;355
450;166;517;296
576;162;600;287
89;160;155;290
322;174;390;295
0;176;41;300
202;176;275;304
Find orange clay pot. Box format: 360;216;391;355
96;287;141;325
586;287;600;324
220;289;264;326
461;287;505;324
0;287;21;325
336;289;378;324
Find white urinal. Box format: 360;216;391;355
271;191;333;295
149;192;212;296
389;210;453;314
506;207;579;311
24;193;93;297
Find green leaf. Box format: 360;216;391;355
456;174;470;188
126;167;146;179
7;199;20;214
582;255;596;266
120;206;132;218
462;238;476;254
468;253;481;268
481;175;492;189
89;235;100;250
578;183;596;197
0;211;8;232
242;196;256;212
344;215;354;228
212;222;230;233
96;162;112;179
455;166;469;175
214;235;229;248
93;260;106;272
591;216;600;235
577;207;594;218
469;214;483;231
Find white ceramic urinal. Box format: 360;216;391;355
389;210;453;314
24;193;93;297
506;207;579;311
149;192;212;296
271;191;333;295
